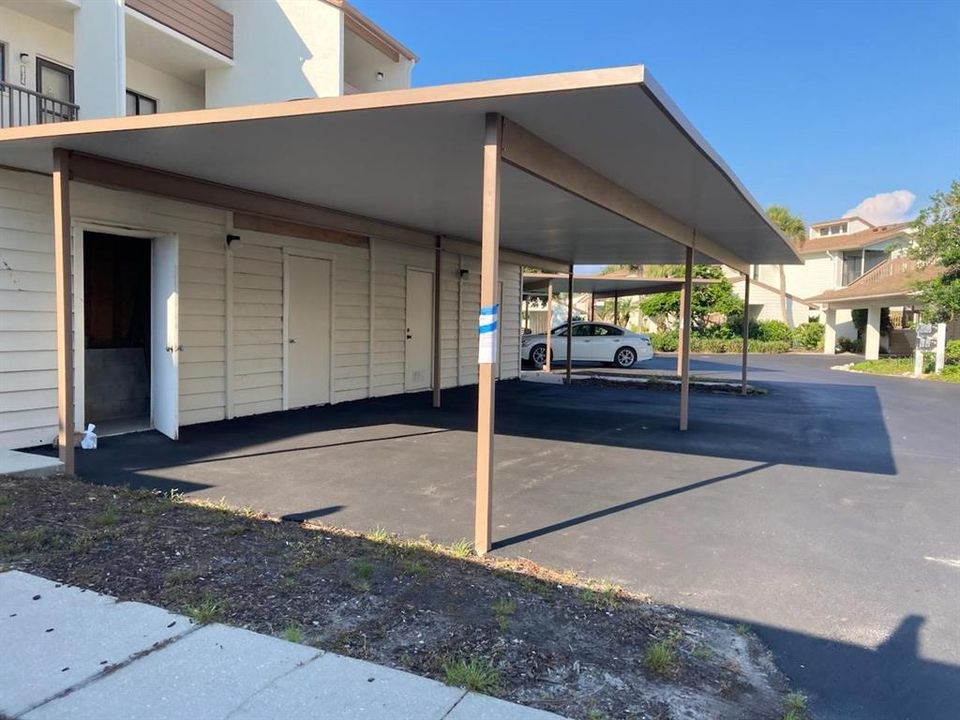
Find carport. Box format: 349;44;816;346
520;273;735;386
0;65;800;553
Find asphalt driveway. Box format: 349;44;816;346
63;353;960;719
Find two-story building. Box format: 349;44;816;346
0;0;536;451
730;216;914;346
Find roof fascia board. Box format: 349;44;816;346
500;117;751;273
0;67;649;144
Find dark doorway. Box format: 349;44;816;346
83;232;151;434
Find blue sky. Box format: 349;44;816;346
356;0;959;231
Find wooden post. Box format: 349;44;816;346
432;236;442;408
52;149;75;474
589;292;595;321
676;278;686;376
474;113;502;556
741;275;750;396
545;281;553;372
679;247;693;431
613;292;619;325
565;267;573;384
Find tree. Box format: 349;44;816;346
638;265;741;332
907;181;960;322
765;205;806;328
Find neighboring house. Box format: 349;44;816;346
809;257;957;360
729;216;913;339
0;0;531;451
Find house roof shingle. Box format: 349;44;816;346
800;222;911;254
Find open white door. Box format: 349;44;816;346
405;268;434;391
151;236;179;439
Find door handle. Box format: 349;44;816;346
289;338;297;344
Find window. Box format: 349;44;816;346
126;90;157;116
863;249;884;275
841;251;862;286
571;324;592;337
592;325;623;336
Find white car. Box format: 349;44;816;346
521;321;654;369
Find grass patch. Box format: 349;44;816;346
442;656;499;694
643;640;679;676
0;527;65;555
182;594;226;624
367;526;392;543
735;623;750;636
399;557;430;577
281;622;304;644
350;559;375;590
579;580;622;609
492;597;516;630
446;538;473;559
89;507;120;528
782;690;809;719
849;357;960;383
692;644;714;660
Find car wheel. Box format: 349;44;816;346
529;344;547;369
614;346;636;368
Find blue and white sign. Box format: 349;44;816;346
478;304;499;364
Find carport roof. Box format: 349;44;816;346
523;273;716;299
0;66;800;269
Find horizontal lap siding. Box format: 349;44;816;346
439;252;461;389
499;263;521;379
371;239;431;397
0;173;228;447
230;230;370;408
231;242;283;417
0;171;57;448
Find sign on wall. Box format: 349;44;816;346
916;323;938;352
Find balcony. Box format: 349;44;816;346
0;81;79;129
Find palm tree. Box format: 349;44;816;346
765;205;806;327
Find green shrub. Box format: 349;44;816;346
649;330;678;352
945;339;960;365
791;321;825;351
755;319;792;342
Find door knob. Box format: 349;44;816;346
289;338;297;344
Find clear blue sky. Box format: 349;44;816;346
356;0;959;228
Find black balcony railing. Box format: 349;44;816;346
0;81;79;128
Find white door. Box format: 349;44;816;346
405;268;433;391
287;256;332;408
151;236;179;439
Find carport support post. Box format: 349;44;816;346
545;281;553;372
823;308;837;355
613;292;619;325
52;149;75;475
565;267;573;384
676;280;686;376
590;292;595;321
432;236;442;408
474;113;502;556
679;246;693;431
741;275;750;395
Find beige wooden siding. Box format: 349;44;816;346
231;242;283;417
0;171;57;449
126;0;234;59
0;170;228;447
228;229;370;410
439;252;461;389
370;239;432;397
499;263;521;379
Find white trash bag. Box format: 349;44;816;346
80;423;97;450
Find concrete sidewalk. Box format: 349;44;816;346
0;571;564;720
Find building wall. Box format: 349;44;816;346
126;57;205;113
0;169;520;449
0;6;75;91
206;0;343;106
